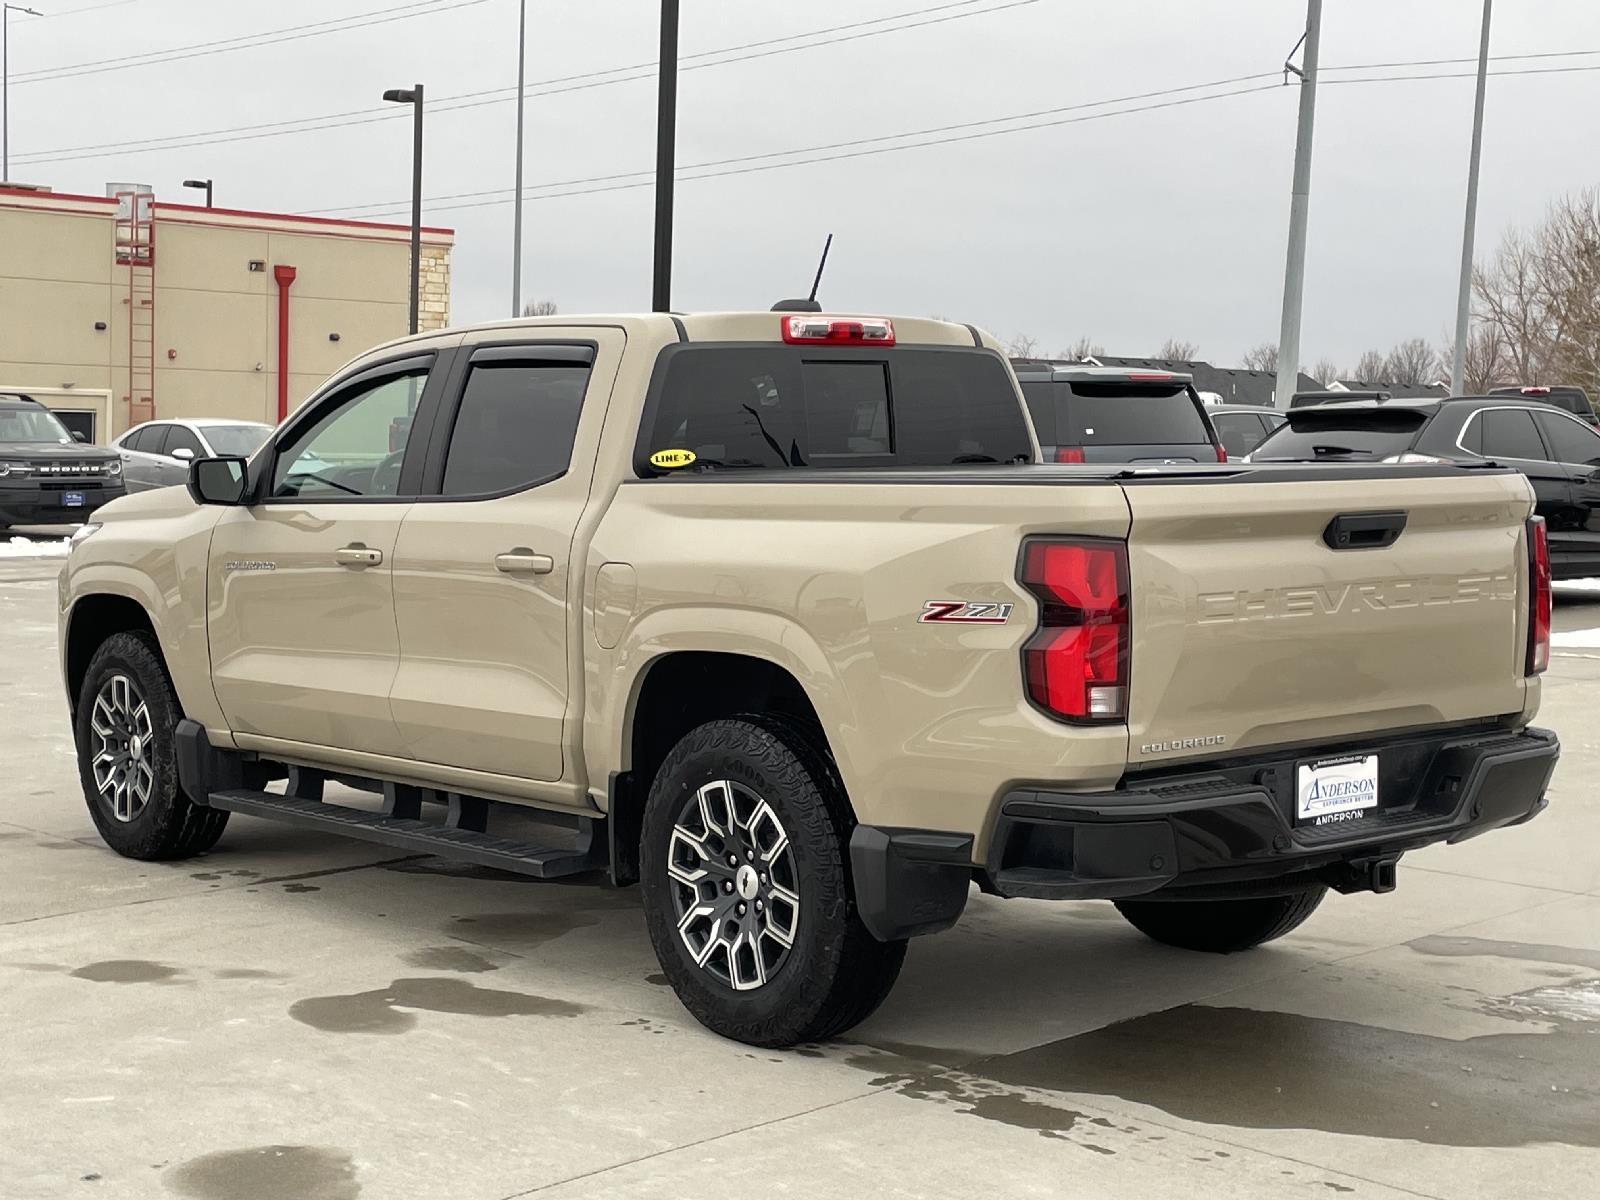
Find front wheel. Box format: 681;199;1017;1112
74;631;229;859
640;716;905;1047
1114;886;1326;954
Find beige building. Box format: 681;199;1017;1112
0;184;453;443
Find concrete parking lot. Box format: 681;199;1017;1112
2;546;1597;1200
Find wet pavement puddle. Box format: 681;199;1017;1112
165;1145;359;1200
289;977;586;1034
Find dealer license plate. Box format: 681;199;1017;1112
1296;754;1379;827
62;491;86;508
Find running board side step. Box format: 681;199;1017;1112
203;790;605;879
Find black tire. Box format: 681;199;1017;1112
74;630;229;860
1114;886;1327;954
640;715;906;1047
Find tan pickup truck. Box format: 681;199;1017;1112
58;311;1559;1046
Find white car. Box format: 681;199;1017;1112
113;419;275;493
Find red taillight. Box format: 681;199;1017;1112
1127;371;1173;382
1528;516;1551;674
1053;446;1086;463
780;315;894;346
1214;443;1228;463
1019;538;1130;722
1521;386;1552;396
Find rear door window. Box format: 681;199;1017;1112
1251;411;1427;461
1534;410;1600;466
124;424;161;453
1063;385;1212;447
1479;408;1548;461
440;357;591;496
643;346;1030;471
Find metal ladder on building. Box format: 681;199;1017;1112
114;190;156;426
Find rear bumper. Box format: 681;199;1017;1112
850;725;1558;938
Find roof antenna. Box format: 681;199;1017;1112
771;233;832;313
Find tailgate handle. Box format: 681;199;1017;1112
1323;510;1407;550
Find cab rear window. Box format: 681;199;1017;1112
641;346;1031;471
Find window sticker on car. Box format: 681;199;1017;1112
650;448;697;469
919;601;1014;624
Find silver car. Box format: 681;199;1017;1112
113;419;273;493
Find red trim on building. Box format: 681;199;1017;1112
0;185;118;204
274;265;298;422
156;200;452;236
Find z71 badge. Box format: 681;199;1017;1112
919;601;1014;624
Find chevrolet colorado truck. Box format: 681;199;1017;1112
58;312;1559;1047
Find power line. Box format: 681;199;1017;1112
358;82;1285;220
1323;46;1600;72
12;0;1035;164
12;0;487;85
310;71;1280;214
345;56;1600;222
34;0;141;18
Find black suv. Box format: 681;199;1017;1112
1011;363;1225;463
1489;385;1597;426
1248;395;1600;578
0;394;125;531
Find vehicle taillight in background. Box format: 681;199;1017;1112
1527;516;1551;675
1214;443;1228;463
1018;538;1130;722
1521;386;1552;396
1053;446;1086;464
780;315;895;346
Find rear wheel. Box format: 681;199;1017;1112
640;716;905;1047
1114;887;1326;954
74;631;228;859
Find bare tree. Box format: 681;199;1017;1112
1241;343;1278;373
1473;189;1600;394
1383;338;1440;387
1309;357;1340;386
521;299;559;317
1157;339;1198;361
1005;333;1039;358
1351;350;1386;383
1059;336;1104;361
1438;324;1509;394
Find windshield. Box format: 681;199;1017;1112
202;424;272;457
1250;411;1429;461
0;405;73;444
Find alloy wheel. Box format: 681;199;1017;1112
89;673;156;822
667;780;801;990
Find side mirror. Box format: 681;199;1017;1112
172;446;195;461
188;456;250;506
72;431;89;443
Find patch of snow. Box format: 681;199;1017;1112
1554;578;1600;593
1551;627;1600;648
0;536;70;559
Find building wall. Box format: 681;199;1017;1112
0;189;452;439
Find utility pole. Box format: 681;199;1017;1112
652;0;679;312
3;4;44;183
1451;0;1493;395
511;0;527;317
1273;0;1323;409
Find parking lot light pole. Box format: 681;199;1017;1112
511;0;526;318
181;178;213;209
1452;0;1493;396
2;4;44;183
383;84;425;336
652;0;679;312
1273;0;1323;410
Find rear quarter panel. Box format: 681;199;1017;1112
585;477;1131;850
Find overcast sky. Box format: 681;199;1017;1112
8;0;1600;369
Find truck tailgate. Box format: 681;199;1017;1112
1122;469;1533;766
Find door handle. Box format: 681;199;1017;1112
335;543;383;568
495;549;554;575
